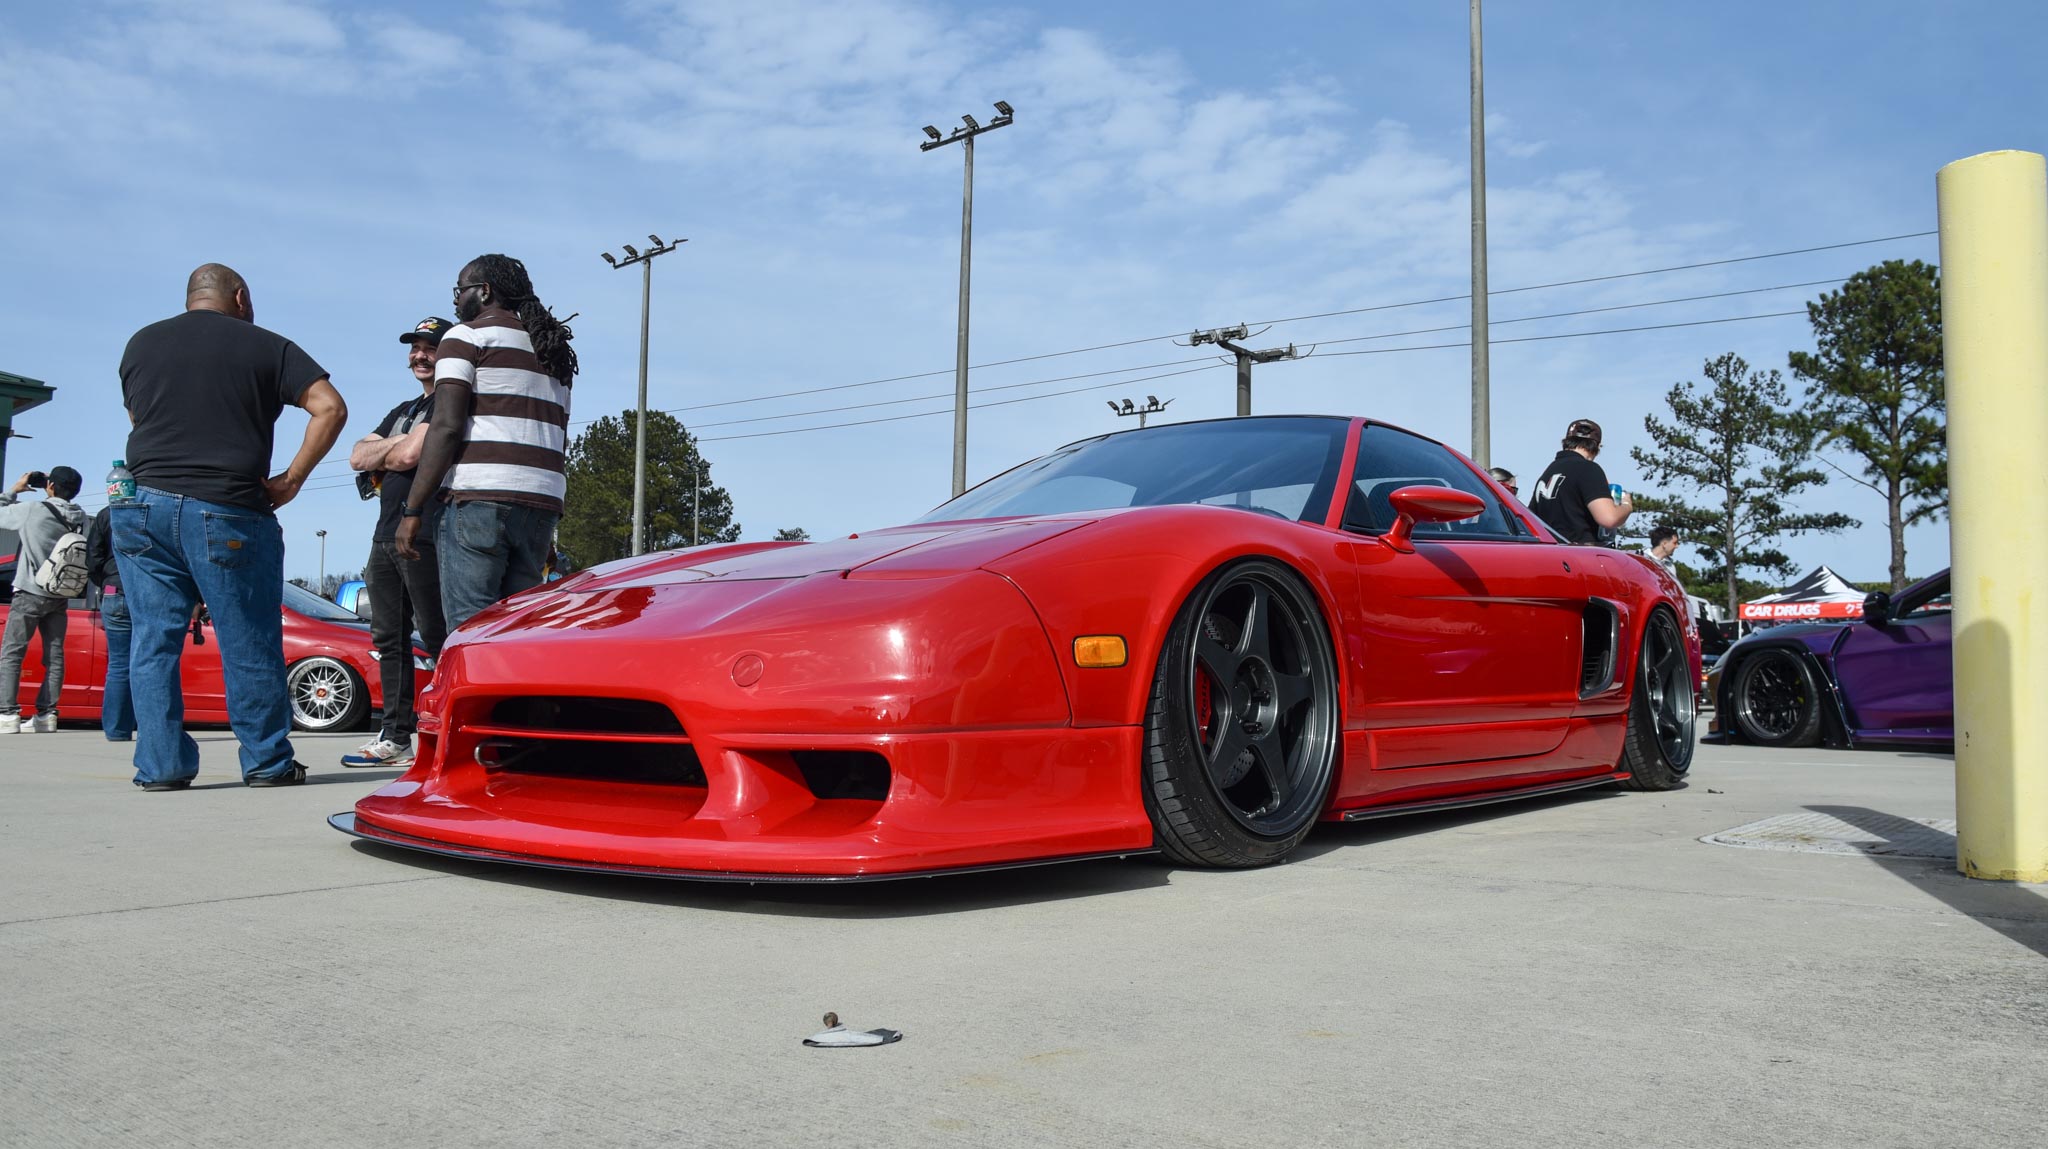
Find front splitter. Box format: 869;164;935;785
328;811;1156;884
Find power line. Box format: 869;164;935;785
252;229;1935;485
693;306;1814;446
1313;308;1810;358
129;287;1845;506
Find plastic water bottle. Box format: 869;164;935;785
107;459;136;503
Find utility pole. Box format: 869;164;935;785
1469;0;1491;468
692;454;701;547
315;529;327;597
600;233;686;556
920;101;1014;497
1188;324;1301;415
1106;396;1173;428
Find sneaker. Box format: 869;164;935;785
0;714;19;735
139;779;192;792
246;762;309;788
341;738;413;768
30;713;58;734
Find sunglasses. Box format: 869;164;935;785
453;281;487;302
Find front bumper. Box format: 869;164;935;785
340;724;1153;878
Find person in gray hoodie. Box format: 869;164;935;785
0;466;87;734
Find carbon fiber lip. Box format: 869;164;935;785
327;811;1155;884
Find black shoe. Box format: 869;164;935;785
246;763;309;788
139;779;192;792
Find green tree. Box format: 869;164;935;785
560;410;739;565
772;527;811;541
1787;259;1945;590
1630;352;1858;619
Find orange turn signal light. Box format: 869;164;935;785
1073;635;1128;668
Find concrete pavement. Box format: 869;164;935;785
2;729;2042;1147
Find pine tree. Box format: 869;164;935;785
1630;352;1857;618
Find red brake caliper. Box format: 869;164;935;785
1193;668;1213;746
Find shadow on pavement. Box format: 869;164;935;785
171;769;404;790
345;839;1171;918
1809;804;2048;961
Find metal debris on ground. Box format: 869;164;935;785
804;1012;904;1048
1701;811;1957;859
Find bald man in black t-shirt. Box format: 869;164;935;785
114;263;347;790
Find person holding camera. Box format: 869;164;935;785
341;316;452;768
0;466;88;734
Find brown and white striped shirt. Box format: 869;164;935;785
434;308;571;513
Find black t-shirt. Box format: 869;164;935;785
119;310;326;512
1527;449;1611;544
369;391;437;542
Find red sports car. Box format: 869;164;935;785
0;564;430;733
333;416;1698;879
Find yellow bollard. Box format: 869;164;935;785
1936;149;2048;882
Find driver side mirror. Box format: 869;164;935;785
1383;486;1485;554
1862;590;1890;627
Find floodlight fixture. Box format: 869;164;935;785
648;234;664;247
993;100;1013;117
961;113;979;129
601;252;617;266
923;125;942;141
622;244;639;258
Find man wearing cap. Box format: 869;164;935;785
341;317;452;767
1527;417;1634;545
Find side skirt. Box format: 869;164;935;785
1337;774;1622;823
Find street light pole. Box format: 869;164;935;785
600;233;686;556
1107;396;1174;429
1469;0;1491;468
315;529;327;597
920;101;1014;497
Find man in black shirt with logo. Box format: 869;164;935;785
1527;417;1633;545
340;317;452;768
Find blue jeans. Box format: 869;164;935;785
100;591;135;739
111;488;295;785
437;499;559;633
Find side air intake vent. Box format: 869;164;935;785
1581;599;1620;697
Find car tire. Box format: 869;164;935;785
1728;649;1823;748
287;656;369;733
1619;608;1695;790
1142;559;1339;868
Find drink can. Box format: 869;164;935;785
1609;482;1625;502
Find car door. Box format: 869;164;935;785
0;564;103;717
1340;424;1585;772
1831;573;1953;735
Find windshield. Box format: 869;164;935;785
920;416;1352;524
282;580;364;622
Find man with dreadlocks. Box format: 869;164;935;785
395;255;576;632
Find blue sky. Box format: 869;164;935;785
3;0;2039;585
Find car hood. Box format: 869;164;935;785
559;516;1100;592
1726;621;1846;654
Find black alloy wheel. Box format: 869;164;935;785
1619;608;1694;790
1143;559;1340;867
1729;648;1823;748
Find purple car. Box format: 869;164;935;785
1708;569;1952;748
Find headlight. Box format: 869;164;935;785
368;651;436;671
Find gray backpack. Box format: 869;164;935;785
34;504;90;599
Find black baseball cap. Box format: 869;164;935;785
400;316;454;345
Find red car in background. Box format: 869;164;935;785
0;557;430;732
